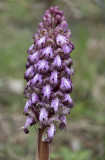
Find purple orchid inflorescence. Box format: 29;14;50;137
23;6;74;142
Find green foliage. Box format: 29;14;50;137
51;147;91;160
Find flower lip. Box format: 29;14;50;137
63;94;74;108
56;34;67;45
42;84;51;101
50;70;58;86
35;60;49;73
62;44;71;54
27;44;34;54
37;36;46;47
50;98;59;113
28;51;39;64
42;46;53;59
52;55;62;70
31;92;39;104
65;67;74;76
46;123;56;142
39;108;48;122
24;99;32;113
60;77;72;93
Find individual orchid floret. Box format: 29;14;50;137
62;44;71;54
42;85;51;101
42;46;53;59
56;34;67;46
59;115;66;130
50;98;59;113
31;92;39;104
63;94;74;108
24;117;35;134
39;108;48;123
24;99;32;113
24;66;34;80
28;51;39;64
27;44;34;54
65;67;74;76
50;70;58;86
37;36;46;47
52;55;62;70
60;77;72;92
35;59;49;73
31;74;42;86
46;123;56;142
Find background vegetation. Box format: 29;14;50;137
0;0;105;160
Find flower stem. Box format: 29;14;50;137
36;128;50;160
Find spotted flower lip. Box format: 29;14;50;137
52;55;62;70
60;77;72;92
42;46;53;59
50;98;59;113
56;34;67;45
39;108;48;122
65;67;74;76
37;36;46;47
27;44;34;54
31;73;42;86
28;51;39;64
59;115;66;130
46;123;56;142
42;84;51;101
23;6;75;141
31;92;39;104
62;44;71;54
35;60;49;73
63;94;74;108
50;70;58;86
24;99;32;113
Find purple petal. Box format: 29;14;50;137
60;21;68;29
24;99;32;113
59;115;66;130
63;58;73;67
52;55;62;70
46;123;56;142
25;61;30;69
27;44;34;54
31;92;39;104
37;37;45;46
25;80;31;90
39;108;48;122
42;46;53;59
60;77;72;92
63;94;73;108
56;34;67;45
50;98;59;113
31;74;42;85
65;67;74;76
50;70;58;86
61;108;70;115
35;60;49;73
42;85;51;100
62;44;71;54
24;117;33;128
29;51;39;63
24;66;34;80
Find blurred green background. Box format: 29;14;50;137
0;0;105;160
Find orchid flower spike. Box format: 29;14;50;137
23;6;75;143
